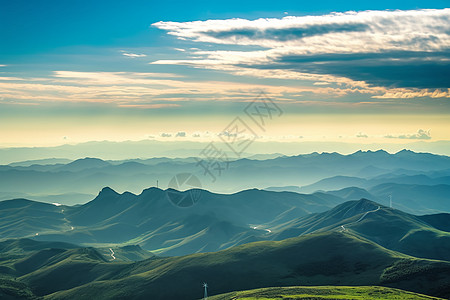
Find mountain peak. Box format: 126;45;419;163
396;149;415;155
70;157;106;164
140;187;163;195
351;149;389;156
98;187;119;197
326;198;381;220
60;157;110;172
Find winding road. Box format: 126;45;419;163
355;206;381;223
109;248;116;260
338;206;381;233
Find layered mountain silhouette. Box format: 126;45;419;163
0;232;449;299
1;150;450;211
1;149;449;299
1;187;450;261
0;188;343;256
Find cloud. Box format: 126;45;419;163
218;131;237;138
271;51;450;89
153;9;450;95
356;132;368;138
160;133;172;137
175;131;186;137
0;65;6;67
121;52;147;58
385;129;431;140
118;103;180;109
373;88;450;99
1;71;358;105
204;22;369;42
153;9;450;52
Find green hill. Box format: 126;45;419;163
9;232;445;299
207;286;444;300
272;199;450;262
0;187;343;256
0;232;449;299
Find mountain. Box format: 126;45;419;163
8;158;72;167
325;186;376;201
369;183;450;214
1;232;447;299
300;174;450;194
2;188;450;260
1;150;450;209
0;199;69;239
56;157;112;172
0;187;343;256
300;176;368;193
272;199;450;261
419;213;450;232
264;185;302;193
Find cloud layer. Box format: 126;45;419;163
385;129;432;140
153;9;450;96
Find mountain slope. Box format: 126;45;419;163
273;199;450;261
208;286;444;300
0;187;343;256
33;232;450;299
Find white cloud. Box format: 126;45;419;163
152;9;450;98
385;129;431;140
153;9;450;53
374;88;450;99
121;52;147;58
1;71;360;105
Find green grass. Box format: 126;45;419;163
43;232;450;299
207;286;444;300
0;275;40;299
0;232;448;299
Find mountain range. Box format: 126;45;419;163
1;150;449;213
1;231;449;299
1;150;449;299
2;186;450;261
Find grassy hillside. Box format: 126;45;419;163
272;199;450;262
0;275;40;300
0;232;449;299
29;232;450;299
207;286;444;300
0;187;343;256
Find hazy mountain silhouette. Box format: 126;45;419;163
0;187;343;256
1;150;449;208
1;232;449;299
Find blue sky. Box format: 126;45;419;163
2;0;450;57
0;1;449;153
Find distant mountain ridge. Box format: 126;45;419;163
1;186;450;259
0;187;344;256
1;150;449;208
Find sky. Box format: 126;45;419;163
0;0;449;157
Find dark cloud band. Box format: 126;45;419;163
203;23;369;41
